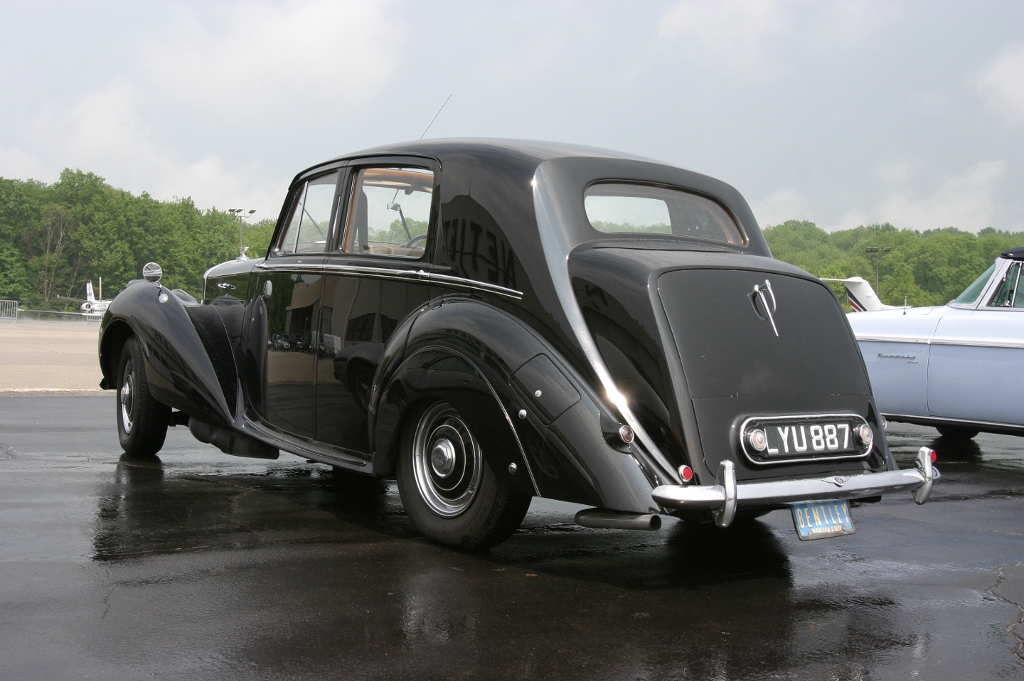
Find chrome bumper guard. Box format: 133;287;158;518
652;447;939;529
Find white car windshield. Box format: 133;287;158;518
953;263;996;304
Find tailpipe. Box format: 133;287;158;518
574;508;662;531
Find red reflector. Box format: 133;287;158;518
680;465;693;482
929;450;937;463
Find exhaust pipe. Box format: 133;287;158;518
574;508;662;531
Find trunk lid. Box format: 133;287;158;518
657;267;874;479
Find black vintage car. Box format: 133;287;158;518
97;140;938;548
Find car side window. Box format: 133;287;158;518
987;262;1022;308
275;172;339;255
339;167;433;258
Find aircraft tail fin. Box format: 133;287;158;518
821;277;895;312
85;280;95;303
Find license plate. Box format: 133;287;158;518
790;500;855;541
764;422;857;457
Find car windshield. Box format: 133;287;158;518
953;263;997;304
584;183;745;246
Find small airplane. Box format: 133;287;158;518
821;277;896;312
59;279;112;318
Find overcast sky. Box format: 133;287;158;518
1;1;1022;233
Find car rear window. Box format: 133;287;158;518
584;183;745;246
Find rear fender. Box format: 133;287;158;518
370;296;658;513
99;281;236;428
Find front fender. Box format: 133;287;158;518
370;296;658;513
99;282;235;428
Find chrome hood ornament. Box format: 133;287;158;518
750;279;779;336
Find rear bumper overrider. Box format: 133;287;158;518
652;447;938;528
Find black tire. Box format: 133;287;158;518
936;426;980;440
116;336;170;457
396;400;531;549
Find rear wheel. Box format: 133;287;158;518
116;337;170;457
936;426;980;440
396;401;531;549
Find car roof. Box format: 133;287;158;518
301;138;666;178
1001;246;1024;261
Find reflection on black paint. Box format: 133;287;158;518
574;277;684;463
263;272;320;438
346;313;376;343
441;196;518;290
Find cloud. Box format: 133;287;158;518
653;0;891;79
655;0;787;78
978;43;1024;123
751;187;812;227
143;0;398;115
26;84;285;217
0;146;48;181
875;160;1006;231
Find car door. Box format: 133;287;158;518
929;260;1024;425
315;162;436;455
251;169;341;438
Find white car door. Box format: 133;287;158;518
928;261;1024;426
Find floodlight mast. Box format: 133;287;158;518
865;246;892;293
227;208;256;260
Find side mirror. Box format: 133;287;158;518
262;280;273;298
387;203;401;212
142;262;163;283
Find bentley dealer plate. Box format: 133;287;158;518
790;500;855;540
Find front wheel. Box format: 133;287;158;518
116;336;170;457
396;401;531;549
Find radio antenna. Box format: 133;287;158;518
419;94;452;139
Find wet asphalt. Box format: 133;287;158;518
0;395;1022;680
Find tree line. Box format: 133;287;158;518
764;220;1024;307
0;169;275;307
1;170;1022;309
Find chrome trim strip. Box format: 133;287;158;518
882;412;1024;433
857;336;931;344
653;451;939;522
261;262;524;298
738;413;871;466
858;335;1024;350
428;272;524;299
322;263;425;279
533;165;678;485
254;263;325;275
931;338;1024;349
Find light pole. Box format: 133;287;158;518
227;208;256;260
865;246;891;293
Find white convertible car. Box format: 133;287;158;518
846;247;1024;440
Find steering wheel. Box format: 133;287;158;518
405;234;428;248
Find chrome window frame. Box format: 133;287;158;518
331;156;440;263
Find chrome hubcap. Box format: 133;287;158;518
412;403;482;517
120;362;135;434
431;439;457;478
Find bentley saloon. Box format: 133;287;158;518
97;140;937;548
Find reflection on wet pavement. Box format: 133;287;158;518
1;397;1023;679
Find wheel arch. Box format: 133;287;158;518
99;318;134;389
369;296;659;512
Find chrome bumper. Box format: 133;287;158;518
653;447;939;528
